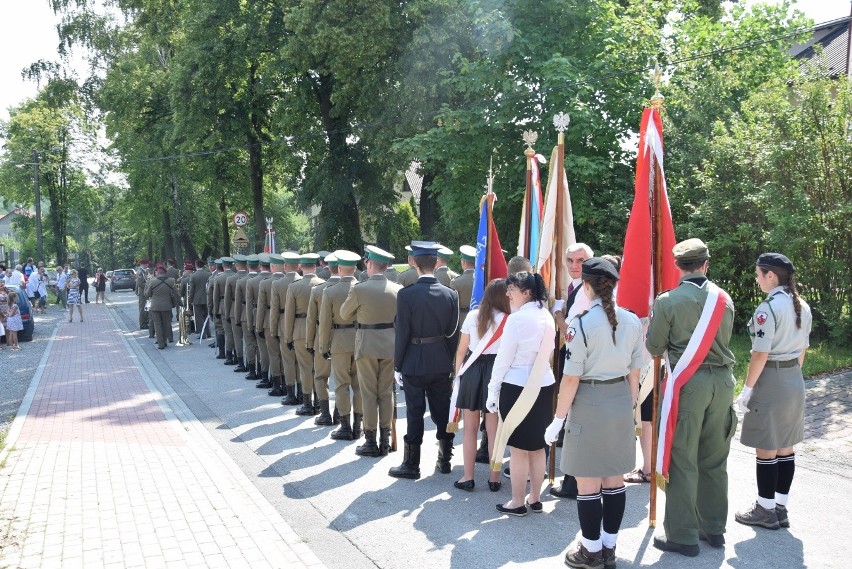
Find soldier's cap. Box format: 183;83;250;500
404;245;412;253
332;250;361;266
672;238;710;263
582;257;620;281
282;251;301;264
325;253;338;266
256;253;271;266
246;254;260;266
221;257;236;264
139;258;150;266
757;252;795;274
156;263;166;271
214;258;224;266
167;258;175;265
232;254;249;264
459;245;477;261
409;241;440;257
300;253;320;265
365;245;394;263
436;245;453;259
268;254;285;265
317;250;331;260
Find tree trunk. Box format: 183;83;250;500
162;207;175;263
220;194;230;255
418;172;437;240
248;63;265;253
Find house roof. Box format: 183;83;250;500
0;207;35;224
789;16;851;78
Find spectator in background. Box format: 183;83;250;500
9;265;25;286
25;267;48;314
78;265;90;303
66;270;83;322
94;268;107;303
23;258;35;279
55;266;68;308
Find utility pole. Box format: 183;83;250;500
31;149;44;262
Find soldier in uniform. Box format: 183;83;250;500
435;246;458;286
165;258;179;281
319;250;363;440
136;259;151;330
389;241;459;480
191;259;210;338
646;238;736;557
215;257;237;362
270;252;302;401
226;255;250;367
307;253;340;426
284;254;325;415
211;259;228;353
256;255;284;389
396;246;418;288
450;245;475;321
239;255;262;377
145;263;180;349
316;251;332;281
340;246;402;457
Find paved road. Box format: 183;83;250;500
2;289;851;568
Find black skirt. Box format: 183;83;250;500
456;354;497;412
499;383;555;451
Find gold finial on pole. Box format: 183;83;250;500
650;62;665;109
522;130;538;158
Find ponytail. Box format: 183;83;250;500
505;271;549;307
787;273;803;329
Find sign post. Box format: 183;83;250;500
232;211;250;252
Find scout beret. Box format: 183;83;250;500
246;255;260;266
436;246;453;260
409;241;441;257
672;238;710;262
459;245;477;262
756;252;795;274
282;252;301;264
300;253;320;265
365;245;394;263
333;250;361;266
582;257;620;281
325;253;338;266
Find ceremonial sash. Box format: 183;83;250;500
655;282;728;488
490;321;555;472
447;314;508;433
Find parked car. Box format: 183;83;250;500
110;269;136;292
2;284;34;343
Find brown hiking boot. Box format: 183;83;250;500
735;502;781;530
564;543;603;569
601;545;616;569
775;504;790;528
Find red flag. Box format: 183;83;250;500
617;108;678;317
486;194;508;280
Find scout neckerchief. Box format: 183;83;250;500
447;313;509;432
490;310;556;473
655;281;728;489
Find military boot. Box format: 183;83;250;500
216;335;226;359
388;442;421;479
436;439;454;474
355;430;380;456
257;373;273;389
352;413;363;439
224;351;237;365
379;428;391;456
314;400;334;426
281;384;299;406
234;358;248;373
295;393;315;416
244;365;259;380
313;391;321;415
331;415;353;440
332;406;340;425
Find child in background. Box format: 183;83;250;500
5;290;23;350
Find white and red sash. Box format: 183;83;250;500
447;314;508;432
655;282;728;487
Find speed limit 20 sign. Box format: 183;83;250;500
233;212;248;227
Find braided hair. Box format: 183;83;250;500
584;274;619;343
760;267;803;329
506;271;549;308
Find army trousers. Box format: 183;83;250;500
279;337;299;387
295;341;315;393
193;304;208;338
138;295;149;329
313;347;332;400
331;352;361;415
243;323;258;367
263;329;279;377
662;367;737;545
222;317;234;353
232;320;245;358
356;357;394;431
150;310;171;349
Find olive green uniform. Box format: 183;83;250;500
256;273;282;381
244;270;267;372
145;276;179;349
319;277;361;415
646;275;737;546
449;269;474;321
397;267;418;288
308;276;339;401
135;268;150;329
229;270;250;360
190;268;210;335
219;268;238;355
284;272;325;395
270;272;302;389
340;275;402;431
434;266;457;287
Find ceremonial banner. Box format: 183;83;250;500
517;155;545;262
536;144;576;302
471;193;508;310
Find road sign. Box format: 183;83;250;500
233;227;249;250
233;212;248;227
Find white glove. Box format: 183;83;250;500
544;416;565;445
485;387;500;413
737;386;753;414
394;371;403;387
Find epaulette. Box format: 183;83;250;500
655;288;673;299
576;309;590;319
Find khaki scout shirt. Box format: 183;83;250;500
748;286;811;360
564;302;644;380
340;274;402;360
319;276;358;354
284;273;325;344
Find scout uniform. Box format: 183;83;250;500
435;246;458;286
450;245;475;321
646;239;736;553
226;255;249;366
215;257;237;362
241;255;265;379
340;246;402;456
270;252;302;401
396;247;418;288
136;261;151;330
145;269;180;349
319;250;363;440
190;262;211;337
284;254;325;415
307;254;340;426
256;255;284;389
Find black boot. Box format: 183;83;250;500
355;430;380;456
257;373;273;389
388;442;421;479
331;415;353;440
281;384;299;406
352;413;363;439
313;391;321;415
436;438;453;474
224;351;237;365
216;335;226;358
244;365;259;380
315;400;334;426
295;393;315;415
379;428;391;456
550;474;578;499
209;341;217;348
475;430;489;464
332;406;340;425
234;358;248;373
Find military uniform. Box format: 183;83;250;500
135;263;151;329
145;273;179;349
340;246;402;455
435;247;458;287
190;264;210;336
319;252;362;440
450;245;476;321
226;257;250;366
646;239;736;551
284;254;325;415
270;253;302;401
240;256;264;378
256;255;284;389
397;266;418;287
316;251;332;281
307;255;339;425
215;258;237;361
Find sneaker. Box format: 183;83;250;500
564;543;604;569
735;502;781;530
775;505;790;528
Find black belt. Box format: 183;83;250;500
295;313;306;318
219;296;224;299
767;359;799;369
252;303;257;307
333;323;355;329
579;376;625;385
460;306;470;312
411;336;443;345
279;309;285;313
357;323;394;330
241;301;246;304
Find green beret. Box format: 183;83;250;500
672;238;710;263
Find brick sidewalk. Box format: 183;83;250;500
0;304;325;568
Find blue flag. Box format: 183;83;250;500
470;199;488;310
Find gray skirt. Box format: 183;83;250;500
740;363;805;449
560;379;635;478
